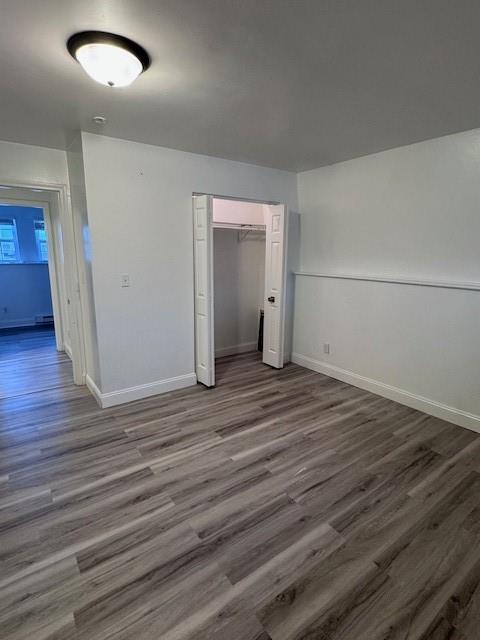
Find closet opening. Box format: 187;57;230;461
193;195;287;387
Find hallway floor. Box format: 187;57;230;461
0;326;73;399
1;352;480;639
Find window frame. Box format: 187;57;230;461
0;218;21;264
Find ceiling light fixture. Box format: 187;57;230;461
67;31;150;87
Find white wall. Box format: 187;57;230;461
294;128;480;431
0;265;52;328
213;228;265;357
81;132;297;401
0;140;67;187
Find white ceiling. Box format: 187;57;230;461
1;0;480;171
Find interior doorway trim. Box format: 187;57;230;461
192;192;280;206
0;178;86;385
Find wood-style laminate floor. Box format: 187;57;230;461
1;345;480;640
0;327;73;399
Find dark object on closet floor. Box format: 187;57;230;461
258;309;264;351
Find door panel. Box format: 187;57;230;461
193;195;215;386
263;204;286;368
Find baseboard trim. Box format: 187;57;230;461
215;341;257;358
0;319;36;329
85;373;197;409
291;353;480;434
85;374;103;407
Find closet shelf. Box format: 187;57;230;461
212;222;266;232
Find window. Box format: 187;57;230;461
0;219;20;263
34;219;48;262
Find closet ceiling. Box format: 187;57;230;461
1;0;480;170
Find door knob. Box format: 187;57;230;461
268;296;275;303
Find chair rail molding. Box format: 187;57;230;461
294;271;480;292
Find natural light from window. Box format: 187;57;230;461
0;219;20;263
0;206;48;264
34;220;48;262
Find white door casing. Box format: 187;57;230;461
193;195;215;386
263;204;287;368
41;203;65;352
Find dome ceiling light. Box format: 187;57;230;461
67;31;150;87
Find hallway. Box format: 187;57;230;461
0;327;73;400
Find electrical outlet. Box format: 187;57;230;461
323;343;330;355
120;274;130;288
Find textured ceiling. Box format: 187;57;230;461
1;0;480;171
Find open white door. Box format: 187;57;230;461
193;195;215;386
263;204;287;368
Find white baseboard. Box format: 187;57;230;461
85;374;103;407
215;341;257;358
0;319;57;330
85;373;197;409
291;353;480;434
0;319;36;329
64;342;72;360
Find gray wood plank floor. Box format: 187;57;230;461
1;339;480;639
0;327;74;399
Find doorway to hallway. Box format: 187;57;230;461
0;184;84;397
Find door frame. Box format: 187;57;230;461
42;201;67;353
192;193;288;386
0;180;85;385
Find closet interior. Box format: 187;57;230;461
212;198;266;360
